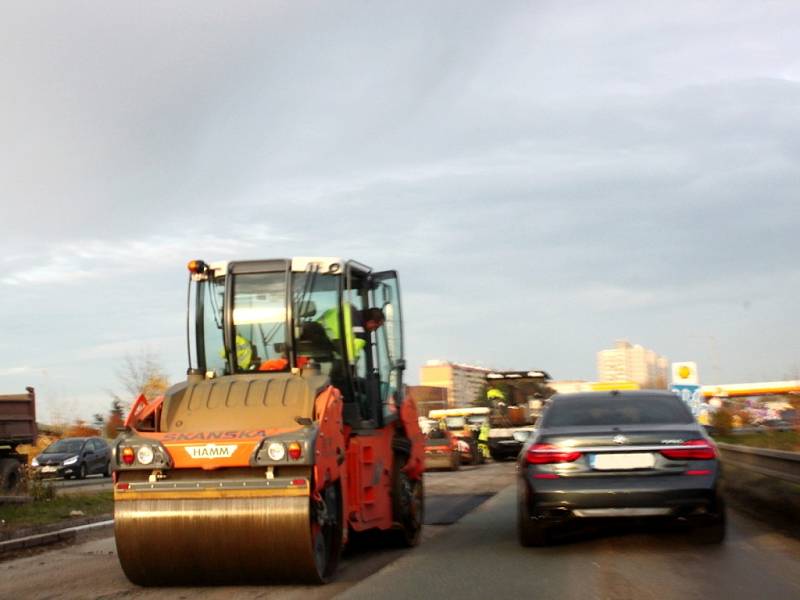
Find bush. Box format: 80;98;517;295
23;468;57;502
711;406;733;436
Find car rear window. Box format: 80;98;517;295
542;395;694;427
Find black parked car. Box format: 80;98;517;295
32;437;111;479
517;390;725;546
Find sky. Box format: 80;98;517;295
1;1;799;423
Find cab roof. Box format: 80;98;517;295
207;257;370;276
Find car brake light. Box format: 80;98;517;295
526;443;582;465
660;439;716;460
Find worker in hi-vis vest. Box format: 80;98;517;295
318;305;385;363
220;333;255;370
478;419;491;459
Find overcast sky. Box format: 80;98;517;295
2;1;799;423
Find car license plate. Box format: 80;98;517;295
41;466;58;473
591;453;654;470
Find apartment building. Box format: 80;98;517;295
419;360;492;407
597;340;669;389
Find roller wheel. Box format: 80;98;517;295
311;483;343;582
0;459;22;493
392;460;423;547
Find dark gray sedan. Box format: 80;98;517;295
517;390;725;546
32;437;111;479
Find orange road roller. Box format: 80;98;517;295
112;257;425;584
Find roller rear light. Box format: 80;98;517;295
287;442;302;460
660;439;716;460
526;443;582;465
121;447;135;465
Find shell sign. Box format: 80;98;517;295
671;362;699;385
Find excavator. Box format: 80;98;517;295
112;257;424;585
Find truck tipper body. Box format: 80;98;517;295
0;387;37;492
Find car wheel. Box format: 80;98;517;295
450;452;460;471
691;500;726;544
518;482;549;547
78;463;87;480
103;461;111;477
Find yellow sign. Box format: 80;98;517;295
671;362;698;385
588;381;640;391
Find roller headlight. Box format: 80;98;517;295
267;442;285;461
137;445;154;465
31;457;39;467
63;455;79;466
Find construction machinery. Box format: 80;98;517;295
427;407;489;465
422;421;460;471
485;370;552;460
113;257;424;585
0;387;37;494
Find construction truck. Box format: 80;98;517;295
485;370;552;460
0;387;37;493
113;257;425;585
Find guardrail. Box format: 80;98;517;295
717;442;800;485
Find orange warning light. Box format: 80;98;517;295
187;260;207;274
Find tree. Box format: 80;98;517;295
104;350;170;438
115;350;170;406
104;398;125;439
63;419;101;437
711;406;733;435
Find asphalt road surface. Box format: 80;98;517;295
0;462;512;599
343;483;800;600
3;461;800;599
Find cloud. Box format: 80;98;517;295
0;366;34;377
2;1;800;420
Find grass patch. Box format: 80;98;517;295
713;430;800;452
0;492;113;531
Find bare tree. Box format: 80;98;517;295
113;350;171;408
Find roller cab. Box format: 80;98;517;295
113;258;424;585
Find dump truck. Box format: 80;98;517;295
113;257;425;585
0;387;37;493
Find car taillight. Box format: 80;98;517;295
526;443;582;465
660;439;716;460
